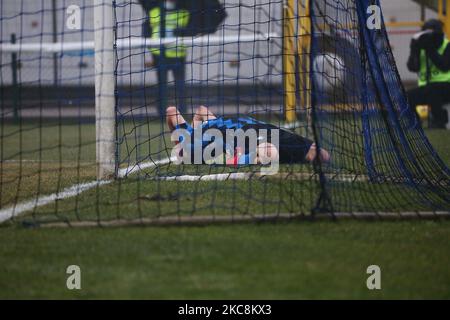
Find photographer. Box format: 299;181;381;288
407;19;450;129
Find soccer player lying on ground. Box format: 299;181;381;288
166;106;331;165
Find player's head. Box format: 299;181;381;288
256;142;279;165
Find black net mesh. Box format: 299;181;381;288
0;0;449;227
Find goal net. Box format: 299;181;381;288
0;0;449;227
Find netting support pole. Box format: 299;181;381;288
158;1;167;122
10;34;19;123
437;0;450;38
283;0;297;123
51;0;58;87
94;0;116;180
297;0;311;124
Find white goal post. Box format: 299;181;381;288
88;1;278;180
94;0;116;179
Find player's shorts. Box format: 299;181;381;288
173;117;314;164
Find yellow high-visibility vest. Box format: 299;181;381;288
149;7;190;58
419;38;450;87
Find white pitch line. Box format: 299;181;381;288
0;180;109;224
0;157;174;224
157;172;251;182
118;157;176;178
1;160;95;164
0;156;254;223
0;155;366;224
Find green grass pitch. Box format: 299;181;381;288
0;124;449;299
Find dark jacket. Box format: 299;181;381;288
407;33;450;73
140;0;227;37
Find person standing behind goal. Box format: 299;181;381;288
147;0;190;117
407;19;450;129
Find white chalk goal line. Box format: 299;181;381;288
0;156;374;224
1;157;267;223
0;157;171;224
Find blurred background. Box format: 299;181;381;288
0;0;446;117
